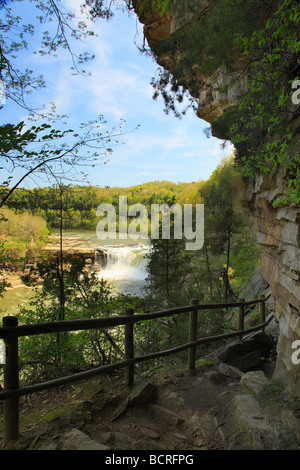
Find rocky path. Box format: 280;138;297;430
2;330;300;451
5;361;299;452
79;365;300;451
82;372;230;451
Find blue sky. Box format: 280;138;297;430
1;0;233;189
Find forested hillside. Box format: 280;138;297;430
3;179;202;230
0;157;262;386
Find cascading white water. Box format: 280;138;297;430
95;244;150;295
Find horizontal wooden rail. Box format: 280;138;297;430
0;293;272;446
0;292;271;339
0;313;274;401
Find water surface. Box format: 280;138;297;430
0;230;150;316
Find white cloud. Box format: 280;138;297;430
3;0;233;189
43;13;154;124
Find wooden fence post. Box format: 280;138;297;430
124;308;134;387
3;316;19;446
188;299;198;373
259;294;266;331
238;297;245;339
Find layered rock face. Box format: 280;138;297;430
136;0;248;125
135;0;300;396
245;170;300;396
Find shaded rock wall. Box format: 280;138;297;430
136;0;248;124
245;171;300;396
135;0;300;396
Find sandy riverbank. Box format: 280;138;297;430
0;271;27;290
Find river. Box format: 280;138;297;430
0;230;150;317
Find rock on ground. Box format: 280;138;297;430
59;428;110;451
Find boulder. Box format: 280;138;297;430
216;332;273;372
60;428;110;450
233;395;271;449
128;380;158;406
218;362;244;380
204;370;227;384
240;370;269;394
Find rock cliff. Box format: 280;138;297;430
134;0;300;396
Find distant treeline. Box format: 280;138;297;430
3;180;204;230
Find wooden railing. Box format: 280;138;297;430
0;292;272;446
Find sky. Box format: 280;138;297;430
1;0;234;189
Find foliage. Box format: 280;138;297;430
142;157;262;345
157;0;267;72
0;207;49;266
0;117;126;208
229;233;261;287
145;233;191;308
1;157;263;384
229;0;300;205
0;0;171;111
15;252;185;383
149;0;274;116
0;0;97;111
146;0;300;204
197;156;248;300
0;207;49;245
134;0;171;18
16;256;135;383
151;68;198;119
0;2;132;215
3;179;204;229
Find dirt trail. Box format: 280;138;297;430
82;369;235;451
3;359;299;451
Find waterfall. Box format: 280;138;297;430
94;244;150;295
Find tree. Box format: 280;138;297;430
0;116;126;206
0;0;100;111
228;0;300;205
16;255;151;382
0;1;133;203
138;0;300;203
17;256;114;381
147;0;276;118
198;157;246;301
145;219;191;308
0;206;49;246
0;0;173;113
